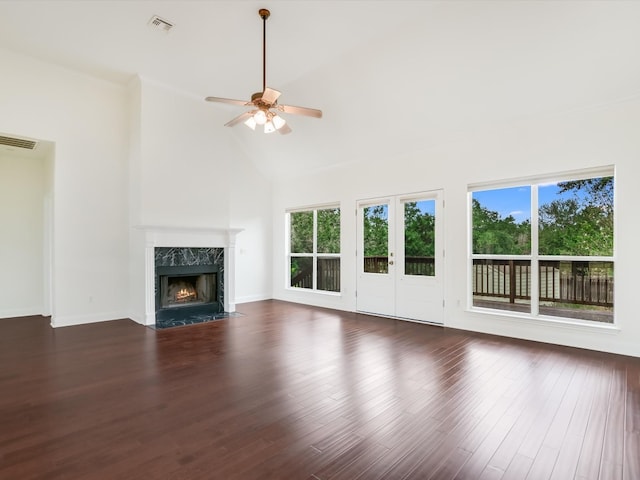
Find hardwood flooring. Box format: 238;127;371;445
1;300;639;479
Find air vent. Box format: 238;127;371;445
0;135;37;150
148;15;174;33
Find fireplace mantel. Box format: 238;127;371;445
135;226;243;325
135;226;243;248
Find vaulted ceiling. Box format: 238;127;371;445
1;1;639;178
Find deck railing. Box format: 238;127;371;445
291;258;341;292
364;256;388;274
472;259;613;307
363;256;436;275
290;265;313;289
293;257;612;309
292;256;436;289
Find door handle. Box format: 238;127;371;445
389;260;394;265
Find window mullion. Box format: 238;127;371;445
286;212;292;288
313;209;318;291
531;185;539;316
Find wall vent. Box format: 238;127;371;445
148;15;174;33
0;135;37;150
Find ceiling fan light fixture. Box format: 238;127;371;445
264;120;276;134
253;109;267;125
272;114;286;130
244;116;257;130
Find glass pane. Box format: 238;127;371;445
404;199;435;276
472;259;531;313
290;211;313;253
317;257;340;292
472;187;531;255
290;257;313;289
317;208;340;254
539;260;613;323
363;204;388;274
538;177;614;256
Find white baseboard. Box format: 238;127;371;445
0;306;44;319
127;312;146;325
51;311;129;328
234;294;272;304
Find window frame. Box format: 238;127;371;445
286;204;341;294
468;166;615;325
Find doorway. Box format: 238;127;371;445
356;190;444;323
0;133;54;319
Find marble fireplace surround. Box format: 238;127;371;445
140;226;243;326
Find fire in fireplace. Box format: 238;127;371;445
156;265;219;310
173;281;197;303
162;274;216;308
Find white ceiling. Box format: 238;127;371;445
1;1;639;178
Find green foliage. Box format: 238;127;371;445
472;199;531;254
290;211;313;253
362;202;435;260
290;256;312;279
363;205;388;256
404;202;435;257
540;177;613;256
289;208;340;288
317;208;340;253
290;208;341;254
558;177;613;212
473;176;613;256
538;200;613;255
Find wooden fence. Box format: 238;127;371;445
291;256;436;289
363;256;436;275
291;258;341;292
293;257;613;309
473;259;614;307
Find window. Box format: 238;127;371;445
363;204;389;274
470;170;614;323
403;200;436;276
288;206;340;292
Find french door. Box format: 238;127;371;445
356;191;444;324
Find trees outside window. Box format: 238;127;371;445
362;204;389;273
404;200;436;276
470;172;614;323
289;207;340;292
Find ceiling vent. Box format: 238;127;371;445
148;15;174;33
0;135;37;150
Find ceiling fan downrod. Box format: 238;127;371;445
259;9;270;94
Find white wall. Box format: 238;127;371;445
126;78;273;322
0;152;45;317
0;48;130;326
127;77;145;323
272;97;640;358
0;51;273;327
229;143;273;304
135;78;231;228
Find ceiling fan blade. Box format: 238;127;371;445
278;123;292;135
261;87;281;105
224;111;253;127
205;96;250;106
278;104;323;118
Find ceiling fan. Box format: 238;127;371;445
205;9;322;135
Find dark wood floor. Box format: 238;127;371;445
1;300;639;479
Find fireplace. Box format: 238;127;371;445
154;247;225;326
136;226;242;327
157;265;218;309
